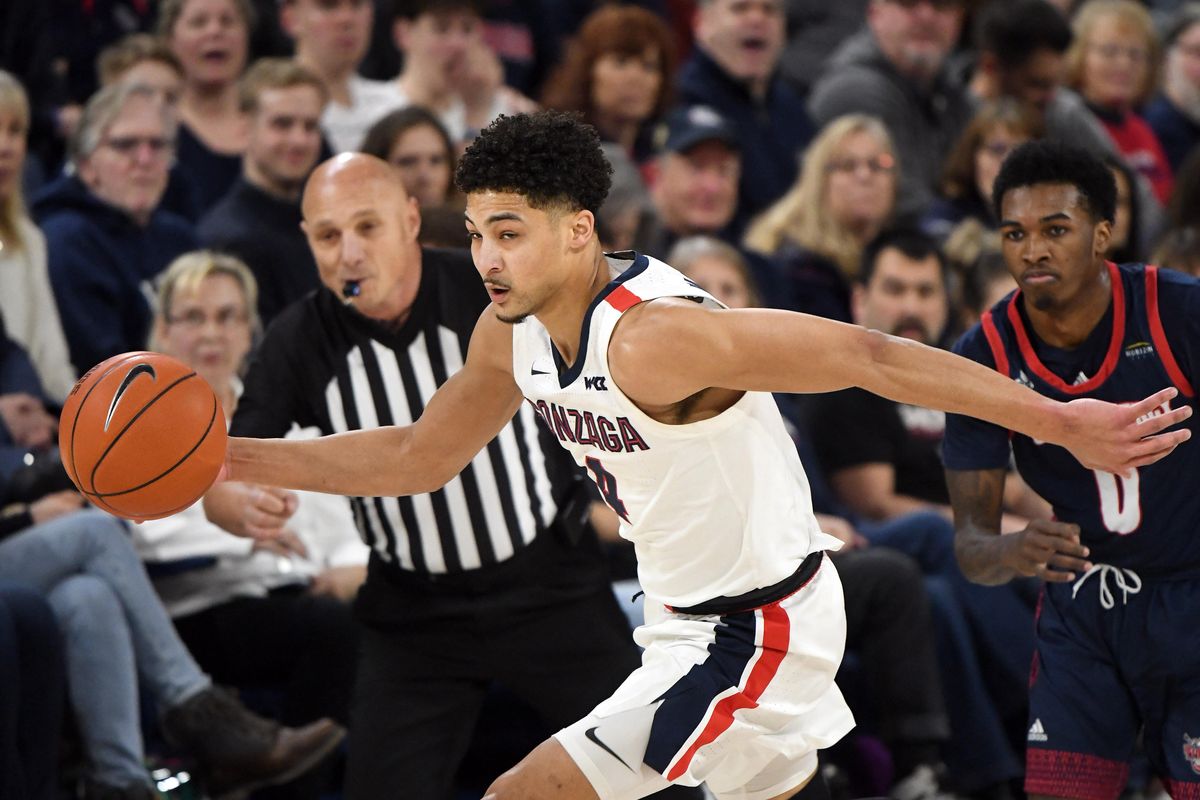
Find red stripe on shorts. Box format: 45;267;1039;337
606;285;643;312
665;603;791;782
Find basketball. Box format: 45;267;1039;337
59;351;227;522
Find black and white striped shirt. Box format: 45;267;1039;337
231;249;578;575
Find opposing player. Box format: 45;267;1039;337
944;140;1200;799
221;113;1190;800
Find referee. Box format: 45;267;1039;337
204;154;668;799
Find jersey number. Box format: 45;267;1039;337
1093;469;1141;534
586;457;629;522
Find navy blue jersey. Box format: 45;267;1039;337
944;263;1200;578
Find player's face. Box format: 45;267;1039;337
590;47;663;124
283;0;372;73
386;123;452;208
854;249;947;345
78;97;174;226
868;0;963;81
682;255;754;309
245;85;324;196
303;173;423;321
465;192;580;324
168;0;249;88
1080;16;1150;109
694;0;784;86
159;273;253;384
0;106;28;206
655;141;740;236
998;183;1112;313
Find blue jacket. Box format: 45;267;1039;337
32;176;198;376
676;48;815;237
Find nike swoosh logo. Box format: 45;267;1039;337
531;368;550;375
104;363;157;431
585;726;634;772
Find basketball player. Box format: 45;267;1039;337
219;113;1190;800
944;140;1200;799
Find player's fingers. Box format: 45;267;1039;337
1047;553;1093;575
1125;387;1178;422
1124;429;1191;470
1038;564;1080;583
1026;519;1083;541
1134;404;1192;436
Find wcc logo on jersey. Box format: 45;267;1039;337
1183;733;1200;774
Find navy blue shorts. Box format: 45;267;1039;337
1027;571;1200;799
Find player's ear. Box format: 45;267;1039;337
1093;218;1112;258
567;209;595;250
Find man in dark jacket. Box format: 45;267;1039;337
33;82;197;376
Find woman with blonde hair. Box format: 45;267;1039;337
0;72;76;403
1064;0;1173;202
744;114;897;321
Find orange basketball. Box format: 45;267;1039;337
59;351;227;521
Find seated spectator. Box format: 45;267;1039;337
666;236;760;310
960;250;1017;330
135;251;360;800
0;580;64;800
0;327;345;800
0;72;75;404
159;0;253;214
360;105;460;209
96;33;203;222
641;106;742;259
743;114;897;321
1153;226;1200;275
198;59;326;327
539;5;676;167
808;0;973;220
389;0;536;148
924;99;1043;242
33;83;198;375
282;0;399;154
1104;152;1144;262
1144;5;1200;174
1065;0;1173;204
596;143;653;254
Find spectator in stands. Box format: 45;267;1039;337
360;106;459;209
676;0;815;236
1153;226;1200;275
198;59;326;326
159;0;254;213
642;106;742;257
743;114;897;321
282;0;397;154
96;33;203;222
0;580;63;800
777;0;871;97
539;5;676;167
135;251;360;800
960;250;1017;330
33;83;198;376
389;0;536;148
0;325;345;800
1145;4;1200;173
596;143;653;253
923;99;1043;242
1065;0;1173;204
809;0;973;220
1104;152;1144;261
0;72;75;404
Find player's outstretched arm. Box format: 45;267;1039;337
222;309;521;498
946;468;1092;585
610;301;1192;475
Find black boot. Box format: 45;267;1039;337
161;686;345;800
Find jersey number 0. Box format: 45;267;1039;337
1093;469;1141;534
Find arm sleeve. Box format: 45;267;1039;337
941;328;1015;471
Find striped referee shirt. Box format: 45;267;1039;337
231;248;578;575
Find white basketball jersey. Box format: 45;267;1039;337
511;253;841;607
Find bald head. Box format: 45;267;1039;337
303;152;412;219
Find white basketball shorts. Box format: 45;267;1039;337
554;555;854;800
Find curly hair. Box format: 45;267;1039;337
992;140;1116;223
455;111;613;213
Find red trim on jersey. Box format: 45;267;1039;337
1145;265;1196;398
664;604;790;782
1007;261;1125;395
1026;749;1129;800
981;309;1010;376
606;284;643;312
1165;780;1200;799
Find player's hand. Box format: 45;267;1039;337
29;491;86;525
310;565;366;602
1061;388;1192;475
1002;519;1091;582
241;485;299;540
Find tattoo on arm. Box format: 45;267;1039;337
946;468;1015;585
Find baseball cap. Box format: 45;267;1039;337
660;106;740;154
